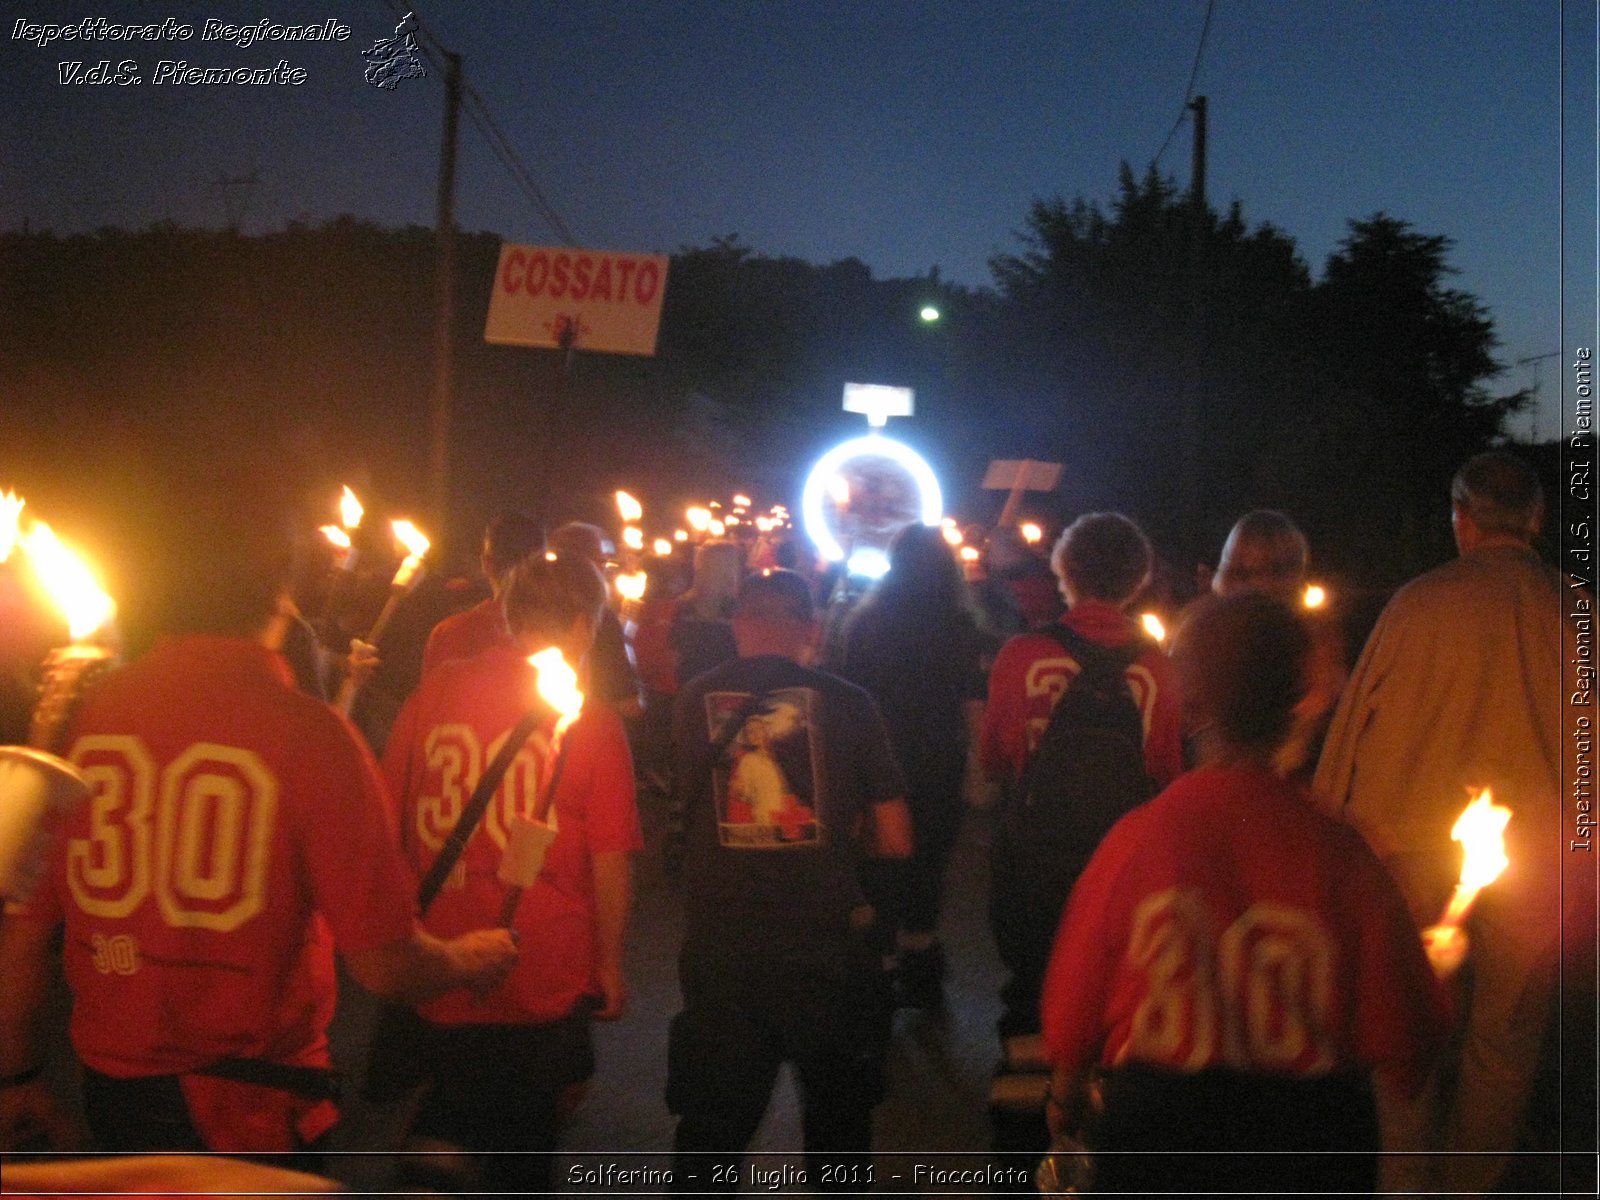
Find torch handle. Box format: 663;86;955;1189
362;586;407;647
497;885;524;929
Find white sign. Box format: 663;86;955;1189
843;382;914;427
485;243;669;356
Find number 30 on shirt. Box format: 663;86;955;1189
67;735;277;932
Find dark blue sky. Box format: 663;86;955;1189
5;1;1594;438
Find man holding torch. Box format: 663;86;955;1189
0;473;518;1161
380;553;640;1195
1315;449;1582;1194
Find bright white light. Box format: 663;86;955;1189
1141;612;1167;643
1020;522;1043;545
801;433;943;566
708;519;726;537
1303;584;1327;610
653;538;673;556
732;494;752;508
919;304;941;323
622;526;645;551
847;548;891;578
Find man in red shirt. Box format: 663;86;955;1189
0;478;517;1160
980;512;1182;1045
421;510;542;675
383;553;640;1195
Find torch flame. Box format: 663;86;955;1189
1438;788;1512;927
389;520;431;589
392;519;430;561
1140;612;1167;644
615;491;644;523
339;486;364;530
1;490;24;563
1452;788;1511;893
320;525;352;550
732;494;753;509
652;538;673;556
23;522;116;641
686;507;711;533
1303;584;1327;610
1020;522;1043;545
529;646;585;736
622;526;645;552
614;570;647;602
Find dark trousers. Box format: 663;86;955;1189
81;1069;327;1176
1087;1064;1380;1197
403;1013;593;1195
988;846;1076;1040
666;933;888;1193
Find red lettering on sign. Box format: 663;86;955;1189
571;254;593;301
636;260;661;304
615;259;637;300
501;248;526;293
589;258;612;301
525;252;549;295
550;253;570;298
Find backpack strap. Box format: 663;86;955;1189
1039;621;1144;677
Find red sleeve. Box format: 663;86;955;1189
565;708;641;855
980;637;1029;782
297;712;418;952
1138;649;1185;786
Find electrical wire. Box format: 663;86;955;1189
1150;0;1216;172
376;0;580;246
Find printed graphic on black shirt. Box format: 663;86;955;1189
704;688;821;848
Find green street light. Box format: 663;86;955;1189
919;304;941;323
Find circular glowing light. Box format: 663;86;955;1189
959;545;980;563
1303;584;1327;610
919;304;941;323
801;433;943;568
653;538;673;556
708;519;726;537
1019;521;1043;545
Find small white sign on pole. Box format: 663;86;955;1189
843;382;914;427
485;243;669;356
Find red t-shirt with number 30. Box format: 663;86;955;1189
20;636;418;1079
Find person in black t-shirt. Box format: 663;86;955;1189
665;569;911;1193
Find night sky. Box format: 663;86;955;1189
4;1;1595;437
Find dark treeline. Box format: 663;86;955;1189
2;167;1540;612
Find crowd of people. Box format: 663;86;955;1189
0;446;1585;1196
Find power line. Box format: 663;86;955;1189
1151;0;1216;172
377;1;579;246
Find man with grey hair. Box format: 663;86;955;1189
1316;448;1578;1195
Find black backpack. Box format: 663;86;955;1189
1000;624;1156;896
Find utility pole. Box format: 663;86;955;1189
428;50;462;529
1177;95;1208;569
1516;351;1560;444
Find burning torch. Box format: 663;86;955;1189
1421;788;1512;977
496;647;585;928
333;518;429;716
20;519;119;755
